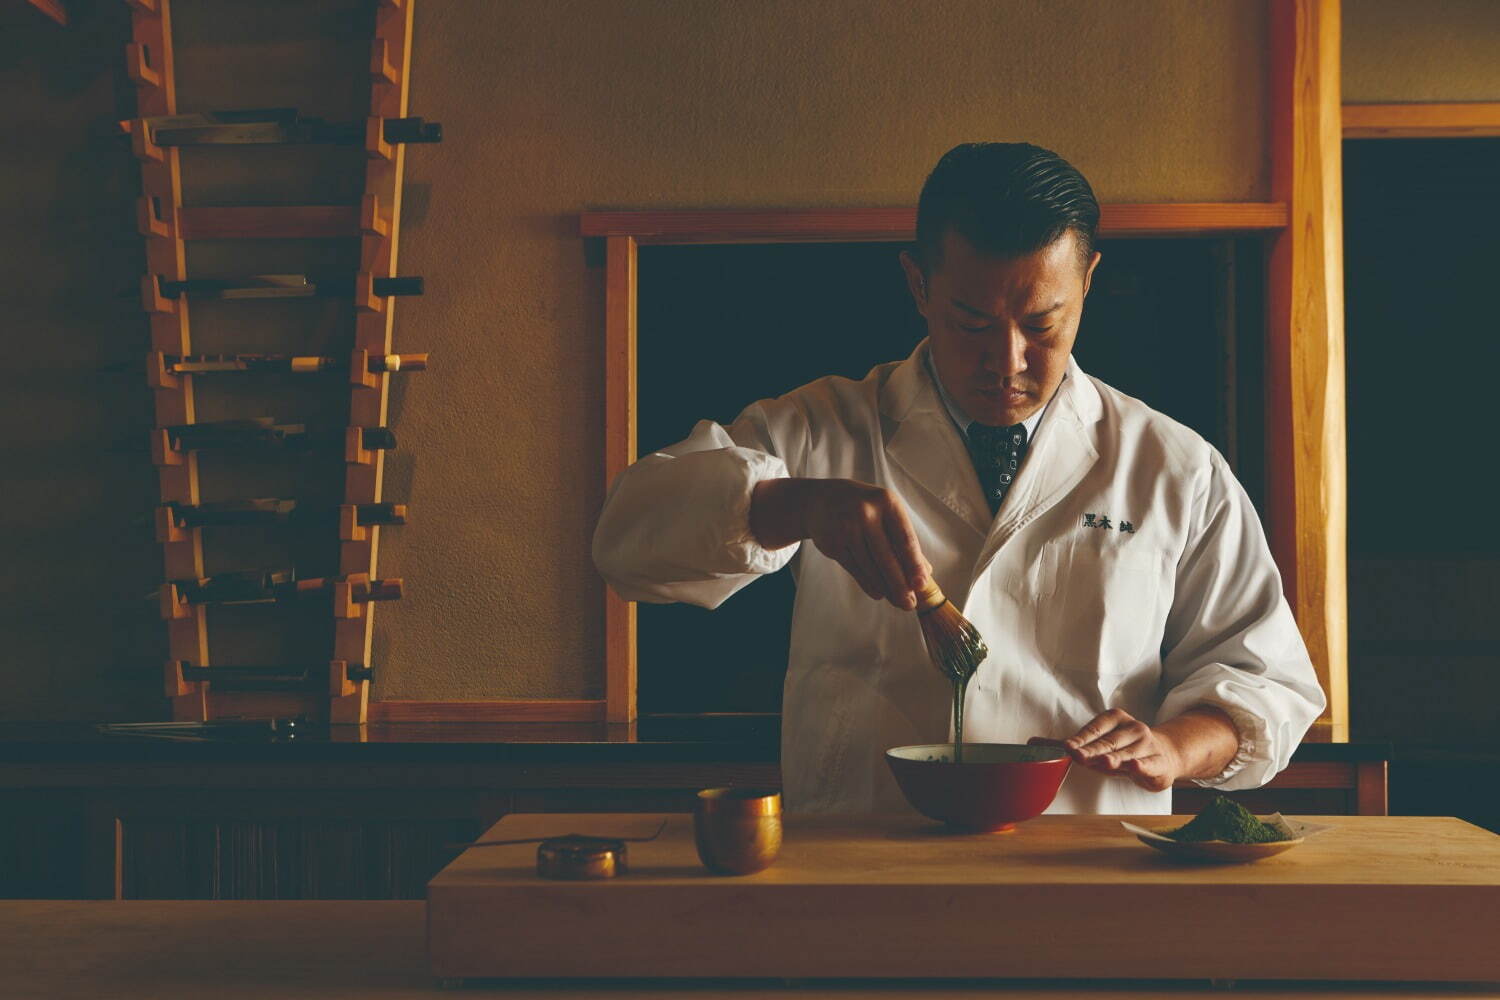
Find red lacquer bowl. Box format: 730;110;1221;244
886;744;1071;833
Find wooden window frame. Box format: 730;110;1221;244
1343;102;1500;138
585;202;1328;728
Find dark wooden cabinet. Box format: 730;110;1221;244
0;725;1392;900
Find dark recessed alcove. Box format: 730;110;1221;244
1344;138;1500;754
636;236;1267;716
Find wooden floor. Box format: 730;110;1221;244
3;900;1497;999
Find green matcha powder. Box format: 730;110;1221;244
1169;795;1289;843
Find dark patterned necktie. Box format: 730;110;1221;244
966;422;1029;515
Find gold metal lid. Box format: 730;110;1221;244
536;835;628;880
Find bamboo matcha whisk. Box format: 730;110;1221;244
915;578;989;762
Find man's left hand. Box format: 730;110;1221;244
1059;708;1183;792
1030;705;1240;792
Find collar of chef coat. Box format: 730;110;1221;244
882;339;1103;543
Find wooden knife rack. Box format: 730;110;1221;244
125;0;422;724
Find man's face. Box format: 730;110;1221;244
900;228;1101;427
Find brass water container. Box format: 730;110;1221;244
693;787;782;875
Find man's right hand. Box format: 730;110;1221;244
750;477;931;611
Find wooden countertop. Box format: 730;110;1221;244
434;812;1500;888
429;814;1500;982
2;900;1497;999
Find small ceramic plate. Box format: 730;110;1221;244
1121;814;1333;863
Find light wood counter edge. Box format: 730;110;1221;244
2;901;1496;999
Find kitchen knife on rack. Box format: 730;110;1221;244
121;108;441;146
156;274;424;301
160;498;407;529
159;352;428;374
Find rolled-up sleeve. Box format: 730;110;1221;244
1155;451;1327;790
592;399;807;610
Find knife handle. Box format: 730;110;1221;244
382;117;443;144
371;276;424;297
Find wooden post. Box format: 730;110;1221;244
84;799;123;901
603;235;638;724
1268;0;1349;742
1356;759;1389;816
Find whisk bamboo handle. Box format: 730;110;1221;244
914;579;948;615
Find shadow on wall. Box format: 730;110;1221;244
0;0;165;720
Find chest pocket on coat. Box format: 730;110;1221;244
1029;539;1172;675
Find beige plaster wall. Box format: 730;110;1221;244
1344;0;1500;102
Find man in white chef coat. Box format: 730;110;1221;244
593;142;1326;815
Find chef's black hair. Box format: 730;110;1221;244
914;142;1100;275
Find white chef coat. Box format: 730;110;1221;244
593;339;1326;815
